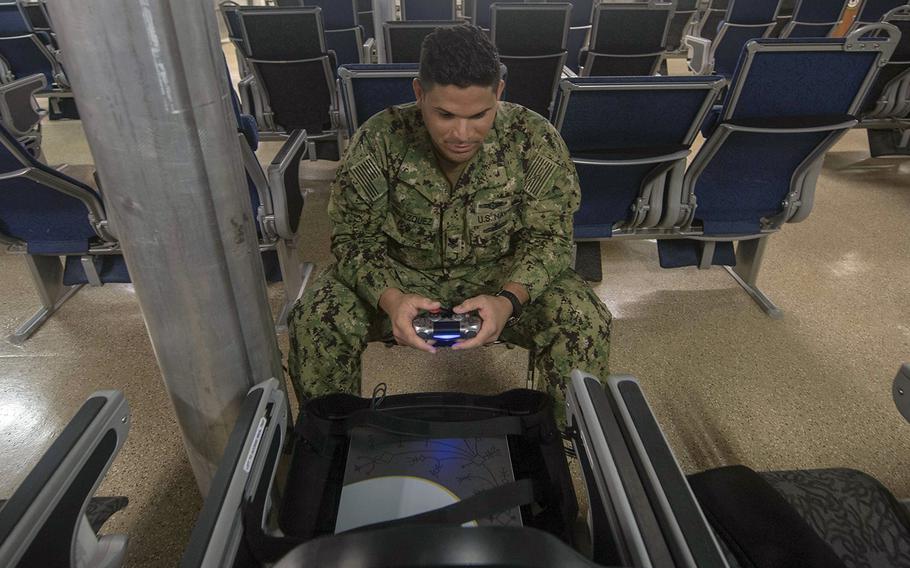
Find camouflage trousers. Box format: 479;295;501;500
287;265;612;424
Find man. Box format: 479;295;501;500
288;25;611;423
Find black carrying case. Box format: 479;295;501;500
256;389;577;562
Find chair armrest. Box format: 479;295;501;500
362;37;376;64
685;35;713;75
562;66;578;78
181;379;288;568
266;130;308;240
0;390;130;567
603;375;730;567
565;370;673;566
0;74;47;136
238;74;256;117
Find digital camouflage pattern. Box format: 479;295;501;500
288;102;612;422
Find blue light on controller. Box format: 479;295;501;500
433;334;461;340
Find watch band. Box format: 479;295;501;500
495;289;523;326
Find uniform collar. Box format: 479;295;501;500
396;104;508;204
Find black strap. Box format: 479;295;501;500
345;478;536;533
339;409;524;438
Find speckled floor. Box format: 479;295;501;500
2;70;909;568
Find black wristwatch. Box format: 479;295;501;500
495;289;523;327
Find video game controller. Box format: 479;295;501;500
412;309;482;346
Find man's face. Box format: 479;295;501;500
413;78;505;165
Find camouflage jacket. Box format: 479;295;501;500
328;102;580;307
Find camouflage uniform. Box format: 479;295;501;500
288;102;612;422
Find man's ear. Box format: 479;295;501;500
495;79;505;101
412;78;424;102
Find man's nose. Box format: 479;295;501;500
452;118;470;141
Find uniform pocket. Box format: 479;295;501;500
469;192;521;263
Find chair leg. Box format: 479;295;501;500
9;255;84;344
724;236;783;319
274;239;314;332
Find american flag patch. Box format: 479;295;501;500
349;157;387;202
524;154;559;200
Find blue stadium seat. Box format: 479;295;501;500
686;0;784;78
400;0;456;21
695;0;729;41
662;29;899;316
0;109;121;343
580;1;675;77
0;2;74;118
492;3;571;118
382;20;460;63
237;6;341;157
553;75;724;246
305;0;371;64
780;0;849;38
665;0;699;54
851;0;910;29
338;63;419;136
859;5;910;155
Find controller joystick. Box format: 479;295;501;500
413;309;482;346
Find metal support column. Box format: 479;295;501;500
47;0;286;494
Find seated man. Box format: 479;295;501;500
288;25;612;423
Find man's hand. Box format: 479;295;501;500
379;288;441;354
450;294;513;350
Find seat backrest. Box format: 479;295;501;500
20;2;50;32
238;6;326;60
0;121;108;253
780;0;847;37
339;63;418;134
554;75;724;234
0;34;55;86
550;0;596;28
326;26;365;65
860;7;910;113
491;3;571;56
472;0;501;29
500;51;567;118
306;0;357;30
725;0;782;25
400;0;456;20
854;0;910;26
724;33;895;121
582;51;665;76
250;54;336;133
589;2;675;56
711;0;783;77
687;32;896;234
666;1;700;52
0;3;31;37
698;0;729;40
383;20;460;63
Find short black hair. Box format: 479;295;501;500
418;25;501;90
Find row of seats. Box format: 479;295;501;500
0;71;313;343
0;0;77;119
337;27;900;317
6;363;910;566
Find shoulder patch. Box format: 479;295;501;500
524;154;559;200
349;156;387;202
